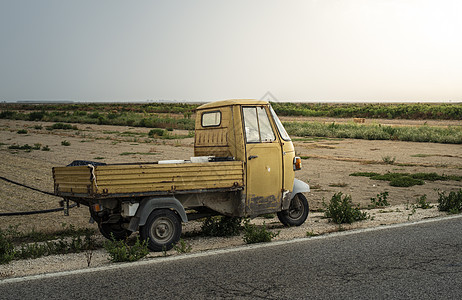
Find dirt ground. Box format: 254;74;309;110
0;118;461;277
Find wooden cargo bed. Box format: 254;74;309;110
53;161;244;199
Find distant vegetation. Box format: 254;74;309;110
1;102;461;143
284;122;462;144
2;102;461;123
271;102;462;120
0;103;196;130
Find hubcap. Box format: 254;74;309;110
150;217;174;243
288;196;303;220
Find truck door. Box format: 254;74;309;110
243;106;283;216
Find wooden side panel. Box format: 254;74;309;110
94;161;244;194
53;161;244;196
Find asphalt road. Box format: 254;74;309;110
2;216;462;299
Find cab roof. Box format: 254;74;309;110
197;99;269;110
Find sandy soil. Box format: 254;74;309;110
0;118;461;278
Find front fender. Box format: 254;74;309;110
282;179;310;210
291;178;310;199
128;196;188;232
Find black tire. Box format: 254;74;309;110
98;222;132;241
277;193;309;227
140;209;182;252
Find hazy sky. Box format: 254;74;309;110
1;0;461;102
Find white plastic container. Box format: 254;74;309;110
158;160;186;164
190;156;213;163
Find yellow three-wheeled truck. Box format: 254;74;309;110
53;99;310;251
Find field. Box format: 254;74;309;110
1;103;461;230
0;103;462;275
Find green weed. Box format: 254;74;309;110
370;192;390;207
103;236;149;262
242;219;279;244
0;229;15;264
1;225;97;264
414;195;433;209
173;239;192;253
201;216;242;237
323;192;369;224
17;129;28;134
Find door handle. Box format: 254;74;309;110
248;155;258;160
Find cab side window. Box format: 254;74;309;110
243;106;276;143
202;111;221;127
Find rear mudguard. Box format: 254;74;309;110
128;197;188;232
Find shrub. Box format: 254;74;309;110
103;236;149;262
17;129;28;134
201;216;242;237
0;111;15;119
389;176;424;187
382;156;396;164
242;219;279;244
148;128;166;137
370;192;390;207
438;189;462;214
323;192;369;224
34;125;43;130
41;145;50;151
28;111;46;121
8;144;33;151
61;140;71;146
50;123;76;130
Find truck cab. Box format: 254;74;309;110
194;99;309;220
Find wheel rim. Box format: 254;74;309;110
288;196;304;220
149;216;175;243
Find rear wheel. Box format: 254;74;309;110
277;193;309;226
140;209;182;251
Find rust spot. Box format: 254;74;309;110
247;194;279;215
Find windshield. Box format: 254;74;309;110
269;105;291;141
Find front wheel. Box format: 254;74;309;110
140;209;182;251
277;193;309;226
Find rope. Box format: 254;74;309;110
0;204;78;216
0;176;77;217
88;164;98;190
0;176;57;196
